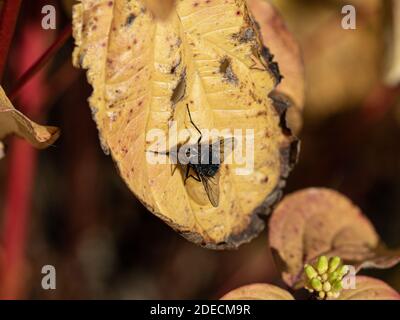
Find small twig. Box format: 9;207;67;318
10;23;72;100
0;0;22;81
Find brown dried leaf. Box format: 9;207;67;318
271;0;384;120
333;276;400;300
73;0;297;249
221;283;294;300
269;188;400;288
0;86;60;155
247;0;304;134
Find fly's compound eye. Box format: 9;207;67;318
178;145;200;165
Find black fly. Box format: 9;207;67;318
153;104;235;207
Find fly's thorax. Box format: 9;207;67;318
192;163;220;177
176;141;223;166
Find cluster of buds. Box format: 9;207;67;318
304;256;349;300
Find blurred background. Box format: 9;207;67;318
0;0;399;299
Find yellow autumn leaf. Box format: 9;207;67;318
73;0;297;249
143;0;175;20
0;86;60;158
247;0;304;134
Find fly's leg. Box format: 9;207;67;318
184;166;191;184
184;165;201;183
189;171;201;182
186;104;202;145
170;164;178;175
193;171;201;182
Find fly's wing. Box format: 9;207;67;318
201;171;220;207
221;137;236;163
200;137;235;207
168;148;179;174
209;137;236;164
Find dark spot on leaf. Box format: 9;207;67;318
171;69;186;105
170;57;181;74
219;57;238;85
232;27;255;43
125;13;136;26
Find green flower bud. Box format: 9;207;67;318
311;278;323;291
303;255;347;300
323;281;332;292
328;270;339;283
316;256;329;274
304;264;318;280
328;256;341;273
332;279;343;292
337;265;349;277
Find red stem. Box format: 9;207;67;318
0;14;71;298
10;23;72;100
1;140;37;299
0;0;22;81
